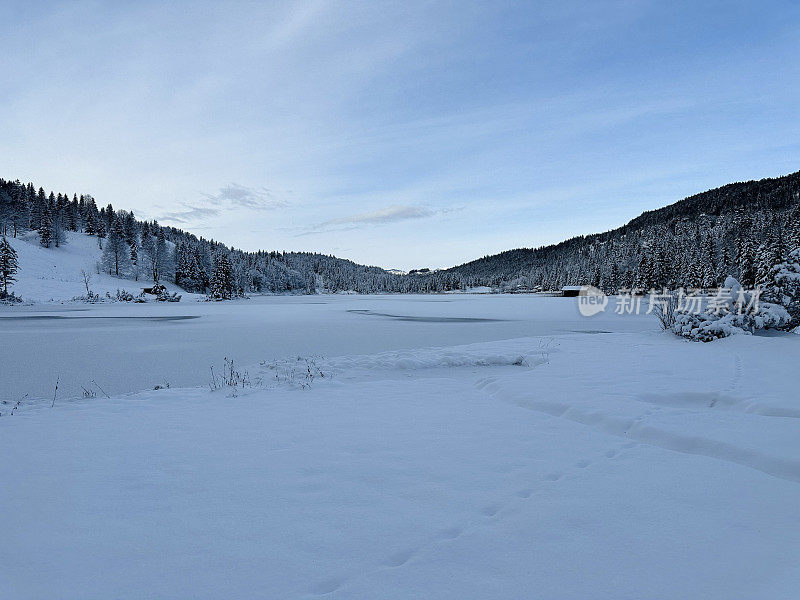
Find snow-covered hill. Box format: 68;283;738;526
5;231;196;303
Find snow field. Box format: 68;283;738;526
2;325;800;599
4;231;194;303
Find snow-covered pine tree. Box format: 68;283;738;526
174;242;204;291
700;234;716;289
122;211;138;246
174;242;188;287
641;241;669;290
141;229;172;283
155;229;172;283
51;205;66;248
763;247;800;329
187;258;204;292
11;186;30;237
67;193;80;231
636;253;650;291
101;217;131;276
28;187;45;231
95;210;106;248
735;236;756;288
0;236;18;296
140;232;156;280
0;189;12;236
84;210;96;235
210;251;235;299
103;203;115;232
789;215;800;257
38;202;53;247
607;262;619;293
130;243;139;281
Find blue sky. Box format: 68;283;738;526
2;1;799;270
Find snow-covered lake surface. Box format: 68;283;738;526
2;295;800;599
0;294;646;401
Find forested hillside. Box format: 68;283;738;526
2;170;799;296
446;170;800;292
0;180;420;296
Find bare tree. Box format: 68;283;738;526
652;292;679;330
80;269;92;295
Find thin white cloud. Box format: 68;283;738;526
299;204;436;235
200;184;288;210
159;183;289;225
159;206;219;224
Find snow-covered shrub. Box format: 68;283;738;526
112;289;149;302
71;291;102;303
762;248;800;329
672;276;790;342
156;289;181;302
259;356;326;390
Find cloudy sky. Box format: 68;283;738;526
2;1;799;270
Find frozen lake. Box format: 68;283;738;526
0;294;648;402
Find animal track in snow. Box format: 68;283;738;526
481;503;501;517
309;576;345;596
385;548;416;567
438;526;462;540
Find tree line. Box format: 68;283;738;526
2;170;799;298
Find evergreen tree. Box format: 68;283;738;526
155;229;172;282
789;220;800;256
736;236;756;288
210;252;235;299
700;234;715;288
84;210;97;235
123;211;138;245
755;239;778;287
635;253;650;291
0;236;18;295
52;205;66;247
0;190;12;236
38;203;53;247
763;248;800;329
29;187;46;230
130;243;139;281
141;233;156;280
101;217;131;276
95;215;106;247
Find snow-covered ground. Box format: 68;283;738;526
4;231;194;303
2;295;800;598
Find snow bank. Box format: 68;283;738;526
259;338;554;380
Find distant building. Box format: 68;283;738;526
561;285;584;297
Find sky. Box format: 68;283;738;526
2;1;799;270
